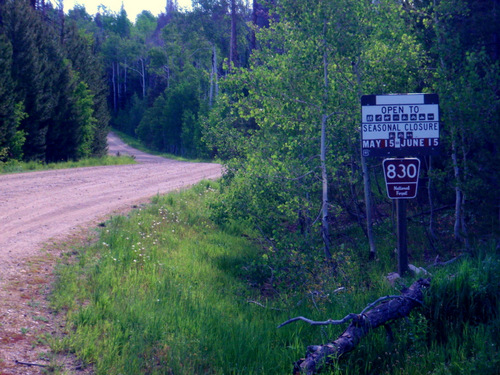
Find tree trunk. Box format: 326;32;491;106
362;157;376;259
451;136;463;241
229;0;238;69
321;114;331;259
293;278;430;375
251;0;258;51
352;60;376;259
320;21;331;260
117;61;121;108
427;156;437;240
112;62;117;112
209;44;218;107
141;58;146;99
124;58;127;98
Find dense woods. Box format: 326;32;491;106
0;0;498;250
1;0;499;264
0;0;109;162
2;0;498;373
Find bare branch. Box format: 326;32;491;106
14;360;47;368
278;313;357;329
247;300;284;311
360;295;401;315
290;278;431;374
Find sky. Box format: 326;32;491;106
60;0;193;22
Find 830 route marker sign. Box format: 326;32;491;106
383;158;420;199
361;94;439;157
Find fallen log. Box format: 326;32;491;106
280;278;431;375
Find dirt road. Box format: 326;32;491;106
0;133;222;373
0;133;222;273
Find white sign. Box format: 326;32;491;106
361;94;440;157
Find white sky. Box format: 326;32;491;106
60;0;193;22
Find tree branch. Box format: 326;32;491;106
285;278;430;375
278;313;358;329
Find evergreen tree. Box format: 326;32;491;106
1;0;109;162
63;21;109;157
2;0;47;160
0;34;26;161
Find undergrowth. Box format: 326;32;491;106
111;129;212;163
49;181;499;374
0;155;136;174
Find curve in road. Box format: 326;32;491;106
0;133;222;275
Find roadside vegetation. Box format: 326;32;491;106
2;0;498;373
111;129;212;163
0;155;136;175
49;181;499;375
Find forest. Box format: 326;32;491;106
1;0;498;247
1;0;499;373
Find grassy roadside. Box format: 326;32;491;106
49;181;499;374
111;129;214;163
0;155;136;175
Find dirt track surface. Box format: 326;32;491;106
0;133;222;373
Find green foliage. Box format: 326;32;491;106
51;182;296;374
203;0;430;269
8;103;27;161
0;155;135;175
112;94;147;136
407;0;500;238
0;0;109;163
74;81;98;158
50;183;500;374
425;249;500;342
433;49;499;226
0;34;21;160
136;78;207;157
63;21;110;159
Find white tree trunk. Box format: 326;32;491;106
353;60;376;259
362;156;376;259
321;22;331;260
427;156;437;240
112;62;117;112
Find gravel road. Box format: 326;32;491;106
0;132;222;276
0;133;222;374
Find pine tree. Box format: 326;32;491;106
2;0;109;161
0;34;25;161
3;0;51;160
63;21;109;157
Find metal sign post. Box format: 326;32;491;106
361;94;440;275
396;199;408;275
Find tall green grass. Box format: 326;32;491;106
50;182;499;374
0;155;136;174
52;182;302;374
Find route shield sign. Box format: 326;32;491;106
361;94;439;157
383;158;420;199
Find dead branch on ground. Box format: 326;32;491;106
280;278;430;375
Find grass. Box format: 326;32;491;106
0;155;136;174
49;181;500;374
